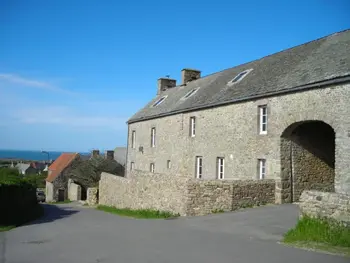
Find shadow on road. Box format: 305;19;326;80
28;204;79;226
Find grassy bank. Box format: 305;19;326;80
48;200;72;204
284;216;350;256
0;225;15;232
97;205;179;219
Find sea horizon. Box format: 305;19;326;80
0;149;89;161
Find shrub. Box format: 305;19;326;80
0;168;42;227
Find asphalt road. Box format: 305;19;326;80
0;203;348;263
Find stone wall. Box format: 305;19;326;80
68;179;81;201
87;187;98;206
299;190;350;224
45;181;54;202
99;171;190;215
186;179;275;216
127;83;350;196
100;170;276;216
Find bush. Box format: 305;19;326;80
0;168;42;227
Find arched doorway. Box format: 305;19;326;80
279;120;335;203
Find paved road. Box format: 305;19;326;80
1;203;348;263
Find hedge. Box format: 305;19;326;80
0;168;42;226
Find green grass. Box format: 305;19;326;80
48;200;72;204
0;225;15;232
283;216;350;256
97;205;179;219
212;209;225;213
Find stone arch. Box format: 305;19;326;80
276;120;335;203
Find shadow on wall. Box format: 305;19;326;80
25;204;79;226
287;121;335;168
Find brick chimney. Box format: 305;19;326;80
92;150;100;158
181;69;201;85
157;78;177;95
105;150;114;160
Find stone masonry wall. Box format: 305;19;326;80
87;187;98;206
100;170;276;216
291;141;334;202
99;171;189;215
186;179;275;216
299;190;350;224
68;179;81;201
127;83;350;197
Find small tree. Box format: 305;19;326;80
68;156;124;189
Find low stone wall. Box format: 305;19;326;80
186;179;275;216
99;171;276;216
299;190;350;224
99;171;189;215
87;187;98;206
68;179;81;201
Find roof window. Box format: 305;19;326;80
229;69;253;84
152;96;167;107
181;87;200;100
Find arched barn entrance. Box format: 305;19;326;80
279;120;335;203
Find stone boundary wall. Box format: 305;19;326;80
299;190;350;224
99;171;276;216
68;179;81;201
186;179;275;216
87;187;98;206
99;171;189;215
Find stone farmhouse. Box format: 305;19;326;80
46;150;122;202
99;30;350;217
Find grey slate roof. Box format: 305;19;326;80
128;30;350;123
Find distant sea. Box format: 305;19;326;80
0;149;87;161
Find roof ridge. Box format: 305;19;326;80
183;28;350;84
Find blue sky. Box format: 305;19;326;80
0;0;349;152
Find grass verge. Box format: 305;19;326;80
97;205;179;219
0;225;15;232
283;216;350;256
48;200;72;204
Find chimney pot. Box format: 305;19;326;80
105;150;114;160
181;68;201;84
157;78;177;95
92;150;100;158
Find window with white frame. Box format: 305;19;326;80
151;127;156;147
259;105;267;134
131;130;136;148
217;157;225;179
181;87;200;100
167;160;171;169
228;69;253;85
190;117;196;137
195;156;203;179
150;163;155;173
152;96;167;107
258;159;266;179
130;162;135;171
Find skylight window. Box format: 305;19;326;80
229;69;253;84
181;87;200;100
152;96;167;107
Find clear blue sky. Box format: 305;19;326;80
0;0;349;152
